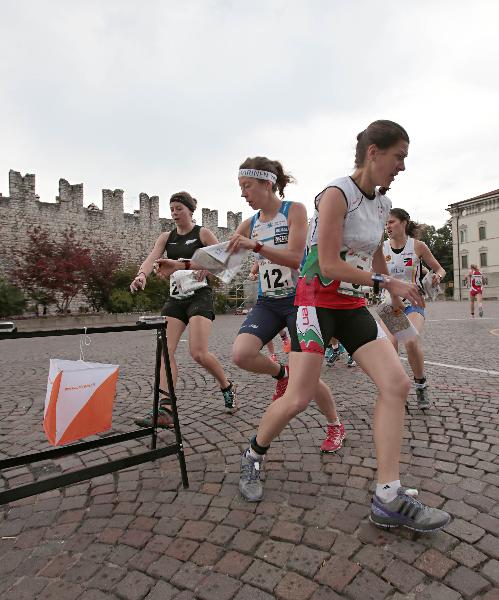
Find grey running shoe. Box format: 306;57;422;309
370;488;451;532
222;381;237;413
347;355;357;368
415;383;430;409
325;347;340;366
239;451;263;502
479;306;484;317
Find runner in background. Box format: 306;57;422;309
466;264;485;317
131;191;237;425
384;209;446;408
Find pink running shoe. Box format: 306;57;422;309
320;422;345;453
272;365;289;402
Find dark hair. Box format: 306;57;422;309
169;191;197;213
239;156;295;198
354;120;410;169
390;208;420;238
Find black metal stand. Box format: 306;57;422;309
0;323;189;505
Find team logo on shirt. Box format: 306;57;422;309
385;255;391;262
185;239;197;245
403;257;413;266
274;225;288;245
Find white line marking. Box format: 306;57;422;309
400;357;499;376
426;318;496;322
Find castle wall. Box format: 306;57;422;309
0;170;242;279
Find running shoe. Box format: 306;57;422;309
272;365;289;401
270;353;278;363
320;422;345;453
415;383;430;409
282;337;291;353
347;355;357;368
479;306;484;317
325;347;340;366
222;381;237;413
134;401;174;429
370;487;451;532
239;451;263;502
338;343;346;354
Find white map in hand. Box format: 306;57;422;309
192;242;250;283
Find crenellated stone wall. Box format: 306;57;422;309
0;170;243;278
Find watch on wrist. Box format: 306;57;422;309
371;273;385;295
253;241;264;253
178;259;191;270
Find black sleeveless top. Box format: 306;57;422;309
164;225;205;260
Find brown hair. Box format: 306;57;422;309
354;120;410;169
239;156;295;198
390;208;420;238
169;191;197;213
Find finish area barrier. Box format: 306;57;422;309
0;323;189;505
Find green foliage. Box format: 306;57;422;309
213;292;228;314
107;289;135;313
0;278;26;317
419;220;453;283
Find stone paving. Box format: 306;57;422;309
0;300;498;600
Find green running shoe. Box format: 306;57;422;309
222;381;237;413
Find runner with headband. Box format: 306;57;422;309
384;209;446;409
131;191;237;426
237;122;451;533
230;157;345;455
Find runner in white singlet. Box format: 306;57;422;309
384;208;446;409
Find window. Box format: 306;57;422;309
480;252;487;267
479;225;486;240
459;228;468;243
461;255;468;269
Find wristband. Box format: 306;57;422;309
253;241;264;253
180;259;191;270
371;273;385;295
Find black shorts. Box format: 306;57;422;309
161;287;215;326
238;295;296;347
291;305;386;357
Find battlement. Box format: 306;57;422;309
0;169;243;278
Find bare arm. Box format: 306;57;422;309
416;240;445;279
227;202;308;270
130;232;169;291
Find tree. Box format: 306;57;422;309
0;278;26;317
14;227;92;313
419;220;453;283
81;242;122;311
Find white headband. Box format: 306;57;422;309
238;168;277;185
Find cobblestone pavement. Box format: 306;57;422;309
0;301;498;600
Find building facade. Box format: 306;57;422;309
447;189;499;300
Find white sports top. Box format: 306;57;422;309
383;237;422;288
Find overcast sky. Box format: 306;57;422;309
1;0;498;228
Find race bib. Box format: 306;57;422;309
472;275;482;287
337;250;371;298
170;270;206;299
259;260;293;297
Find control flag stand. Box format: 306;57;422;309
0;322;189;505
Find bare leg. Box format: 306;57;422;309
188;316;230;388
470;295;475;315
405;312;425;379
160;317;186;395
266;339;275;355
353;338;410;483
255;352;324;446
314;378;338;422
232;333;282;377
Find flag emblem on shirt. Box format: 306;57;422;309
403;257;413;266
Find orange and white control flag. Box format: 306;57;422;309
44;359;119;446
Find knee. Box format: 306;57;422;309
405;339;419;354
232;346;255;368
379;373;411;402
191;349;207;364
280;393;312;417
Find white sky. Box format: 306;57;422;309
1;0;498;228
